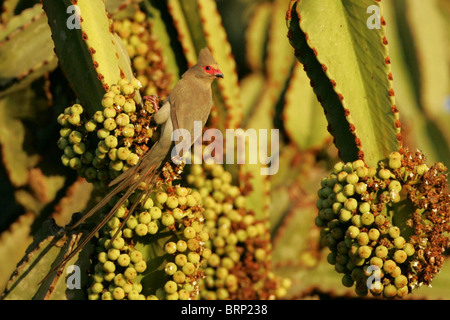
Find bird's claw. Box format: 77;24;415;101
144;95;160;113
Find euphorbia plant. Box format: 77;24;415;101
286;0;449;298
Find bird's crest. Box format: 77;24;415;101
197;47;217;67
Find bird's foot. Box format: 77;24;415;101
144;95;160;113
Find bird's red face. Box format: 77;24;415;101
202;65;224;78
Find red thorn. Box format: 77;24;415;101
312;48;318;56
322;64;328;72
382;37;388;45
358;150;365;160
395;120;401;128
396;133;403;142
349;123;356;132
388;72;393;81
97;73;104;81
389;89;395;96
392;105;399;113
93;61;99;68
82;32;88;40
355;138;362;147
380;17;386;26
330;79;337;87
338;93;344;102
385;56;391;64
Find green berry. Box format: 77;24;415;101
135;223;148;236
393;236;406;249
383;259;397;273
134;260;147;273
164;281;178;294
104;135;118;148
117;254;131;267
357;245;372;259
161;213;175;226
416;164;428;175
68;113;81;125
150;206;162;219
361;212;374;226
123;99;136;113
378;168;391;180
85;120;97;132
355;182;367;194
358;202;371;214
103;118;117;131
107;248;120;260
114;95;126;107
112;287;125;300
155;192;168;204
394;274;408;289
117;147;131;160
404;243;415;256
115;113;130;126
175;254;187;266
165;262;177;275
347;225;360;238
69;157;82;169
103;261;116;273
346;173;359;185
383;284;397;299
57;137;69;150
165;241;177;254
97;128;110;139
356;232;369;245
93;110;105;123
388;180;402;193
393;250;407;264
344;198;358;211
388;226;400;239
375;245;388;258
122;124;135;137
183;227;196;239
130;250;143;263
126;153;139;166
173;270;186;283
339;208;352;222
166;196;179;209
388;152;402;169
182;262;195;275
368;228;380;241
147;221;158;234
72;142;86;155
343;184;355;196
124;267;137;280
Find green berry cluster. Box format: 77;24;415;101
57;78;158;190
87;184;206;300
316;149;450;298
113;10;173;99
186;163;290;300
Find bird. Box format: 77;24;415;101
43;47;224;281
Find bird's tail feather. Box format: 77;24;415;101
40;158;164;283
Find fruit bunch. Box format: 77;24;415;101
57;78;158;190
316;149;450;298
113;10;173;99
186;162;290;299
87;184;207;300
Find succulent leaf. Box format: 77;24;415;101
287;0;400;167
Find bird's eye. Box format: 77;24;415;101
205;66;211;71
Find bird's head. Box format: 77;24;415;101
194;47;224;80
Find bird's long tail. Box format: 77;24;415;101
40;144;166;283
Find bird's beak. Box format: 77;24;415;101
215;71;224;79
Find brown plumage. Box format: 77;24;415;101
43;48;223;281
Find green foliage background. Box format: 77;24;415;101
0;0;448;299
